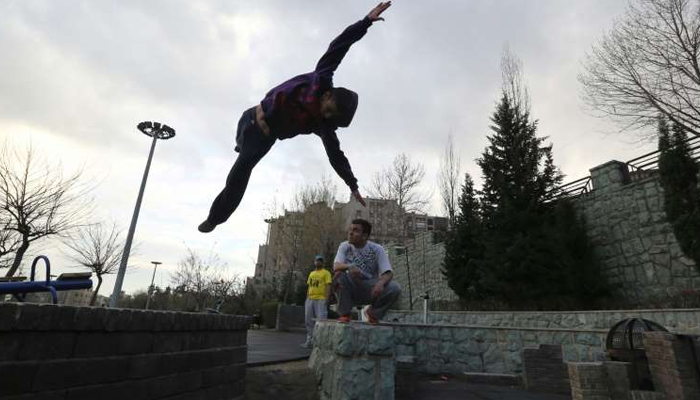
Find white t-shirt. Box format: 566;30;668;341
334;240;392;280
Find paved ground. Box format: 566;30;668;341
400;379;571;400
247;328;311;366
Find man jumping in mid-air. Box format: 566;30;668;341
199;2;392;233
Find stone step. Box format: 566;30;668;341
455;372;523;387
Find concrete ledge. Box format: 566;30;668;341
0;302;251;332
386;308;700;334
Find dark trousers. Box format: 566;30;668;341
207;107;276;225
333;271;401;320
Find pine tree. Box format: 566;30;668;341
443;52;609;309
658;118;700;270
442;173;484;299
475;95;564;304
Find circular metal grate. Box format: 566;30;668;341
606;318;668;351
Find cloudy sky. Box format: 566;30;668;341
0;0;653;296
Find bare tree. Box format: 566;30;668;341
368;153;431;238
270;175;345;303
438;134;461;227
580;0;700;139
63;222;124;305
0;208;20;270
502;46;531;114
170;247;226;311
0;142;92;277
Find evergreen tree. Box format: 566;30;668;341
442;173;484;299
658;118;700;270
442;93;608;309
476;95;566;305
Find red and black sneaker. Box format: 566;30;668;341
337;315;351;323
364;307;379;324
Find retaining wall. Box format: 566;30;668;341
576;161;698;303
390;323;607;375
312;321;606;375
389;161;700;308
386;308;700;334
0;302;250;400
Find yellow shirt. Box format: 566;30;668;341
307;269;332;300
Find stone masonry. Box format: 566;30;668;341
0;302;250;400
386;308;700;334
309;321;395;400
387;160;699;309
388;231;458;310
523;344;570;395
576;161;698;303
568;361;641;400
643;331;700;400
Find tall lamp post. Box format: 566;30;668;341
109;122;175;308
145;261;162;310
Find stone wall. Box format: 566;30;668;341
565;331;700;400
576;161;698;303
0;302;250;400
388;231;458;310
386;160;699;309
386;308;700;334
309;321;610;399
643;331;700;400
391;323;607;375
309;321;395;400
523;344;570;395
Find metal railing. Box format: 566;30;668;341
549;133;700;200
626;134;700;173
547;176;593;200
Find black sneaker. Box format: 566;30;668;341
198;220;216;233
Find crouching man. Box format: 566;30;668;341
333;218;401;323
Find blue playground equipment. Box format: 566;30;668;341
0;255;93;304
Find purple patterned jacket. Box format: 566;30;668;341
259;17;374;191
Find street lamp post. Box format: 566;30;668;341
109;122;175;308
145;261;162;310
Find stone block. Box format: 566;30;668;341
4;390;68;400
147;370;204;399
0;303;21;331
368;326;395;356
15;303;42;330
65;380;150;400
630;391;666;400
73;332;116;358
152;332;185;353
128;353;161;379
32;356;130;391
605;361;637;400
0;332;22;361
17;332;76;361
0;360;40;396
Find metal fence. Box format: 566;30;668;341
549;133;700;200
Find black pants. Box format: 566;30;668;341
207;107;276;225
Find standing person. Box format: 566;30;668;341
198;2;393;233
302;255;332;348
333;219;401;323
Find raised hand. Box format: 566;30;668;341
366;2;392;22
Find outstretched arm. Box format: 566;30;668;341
319;131;367;207
315;2;392;78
